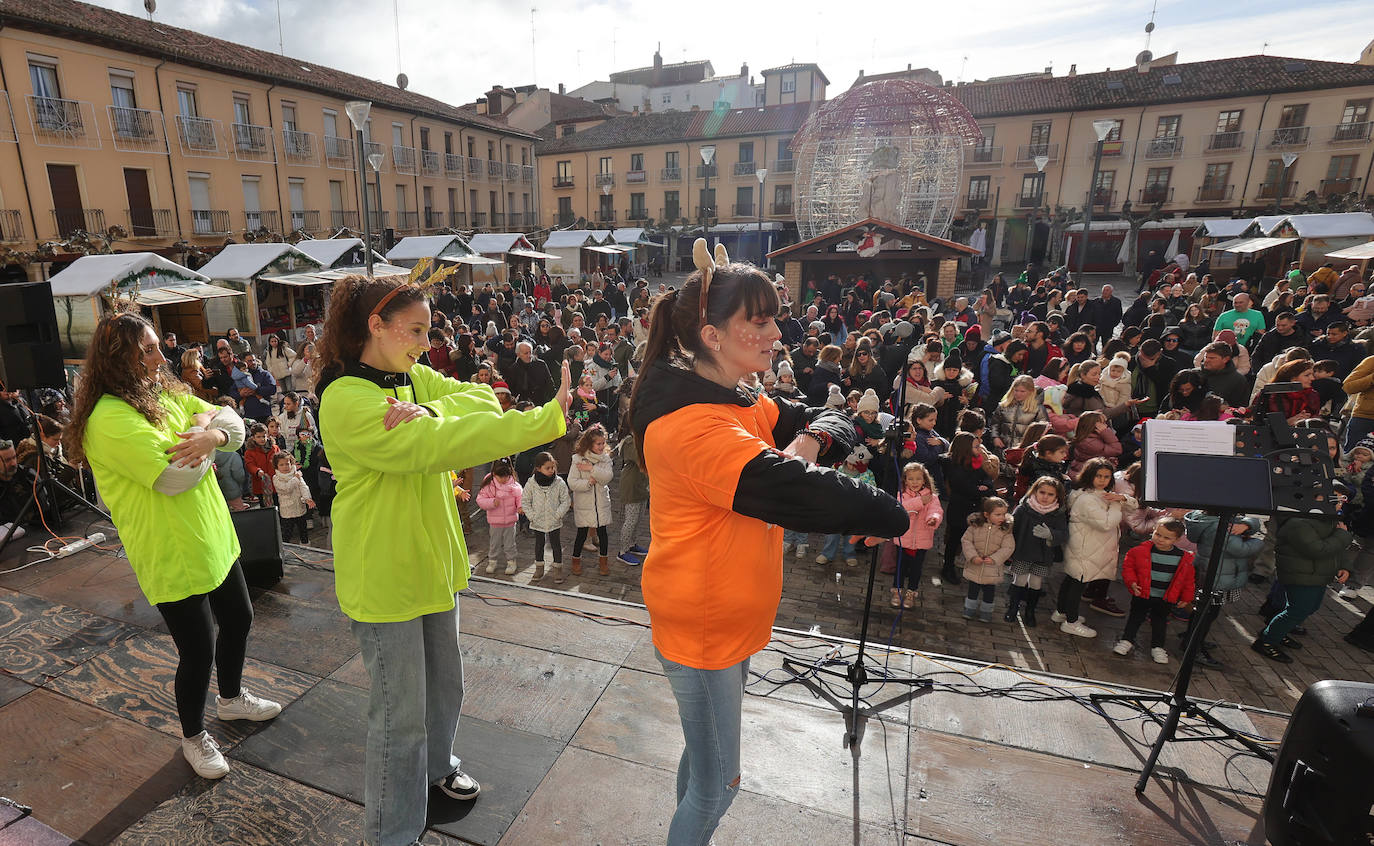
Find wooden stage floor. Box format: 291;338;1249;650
0;535;1280;845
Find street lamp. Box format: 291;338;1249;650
344;100;375;277
755;168;768;268
1077;118;1118;283
367;151;384;258
1274;152;1298;214
699;145;716;223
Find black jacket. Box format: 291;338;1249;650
1010;500;1068;564
806;361;846;405
1308;337;1366;380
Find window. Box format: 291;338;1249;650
1029;122;1051;150
1154;115;1181;137
1216;110;1242;133
1142;167;1171;204
392;123;405;146
557;196;573;222
109;72;136;109
395;184;408;213
776;139;790;161
329;180;345;213
599;156;613;175
1092;171;1115;208
664;190;680;219
665;150;679;169
1099;120;1125;157
281;103;297;132
630;192;646;218
505;143;512;162
598;193;613;220
466;138;475;157
773;184;792;213
29;60;60;99
487;140;495;160
662;91;672;105
629;153;644;172
242;176;262;228
288;178;306;228
1336;99;1372;141
448;187;458;214
968;175;990;202
233;96;251;126
521;147;529;166
1327;155;1359;180
1203;162;1231;188
444;132;453;155
322;109;338;139
555;160;572;186
177;87;198;117
1147;115;1183;157
561;125;575;137
419;127;430;151
1278;103;1308;127
738;141;754;163
109;72;147;138
781;76;796;94
1019;173;1044;204
1261;159;1294;198
1102;120;1123;141
698;188;716;216
188;174;213;233
735;186;753;215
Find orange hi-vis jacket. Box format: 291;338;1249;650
634;360;908;670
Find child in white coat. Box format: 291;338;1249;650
272;453;315;544
568;424;614;576
1054;457;1137;638
521;451;571;582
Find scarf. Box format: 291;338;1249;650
1024;495;1060;515
534;471;556;487
1066;380;1100;400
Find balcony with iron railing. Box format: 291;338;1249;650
731;203;756;216
1263;126;1310;149
28;96;98;148
1320;176;1363;196
1142;136;1184;159
626;170;647;184
0;210;25;242
732;161;760;177
330;209;359;230
1195;184;1235;203
1095;139;1126;158
660;206;683;222
52;208;105;237
964;194;990;210
553;174;575;188
177;115;224;156
468;157;486;180
521;166;534;183
965;145;1004;167
393;145;417;175
487;160;504;178
1137;185;1175;205
594;173;615;188
694;206;717;222
773;158;796;174
288;210;321;232
324;135;354;169
1014;192;1043;209
1204;130;1246;153
395;211;420;232
1256;181;1297;200
232;123;273;161
595;209;617;224
505;164;521;181
245;210;281;232
1330;121;1372;145
769;201;793;216
282;129;316;164
1015;143;1059;164
556;213;577;227
1090;189;1117;209
448;211;466;228
491;212;506;228
471;212;487;227
366;210;389;231
127;208;174;237
423;210;447;230
420;150;442;176
107;106;164;153
521;211;537;228
660;167;682;182
695;164;718;179
190;209;231;235
445;153;465;177
623;207;648;222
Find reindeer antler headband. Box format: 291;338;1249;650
369;256;460;318
691;237;730;325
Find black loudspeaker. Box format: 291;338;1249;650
0;281;64;389
230;506;283;588
1263;679;1374;845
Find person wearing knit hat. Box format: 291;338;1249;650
775;360;799;397
857;388;880;414
776;360;794;380
963;324;982;344
942;350;963;372
825;383;845;409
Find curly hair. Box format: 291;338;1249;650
65;312;187;464
574;422;607;456
316;275;429;389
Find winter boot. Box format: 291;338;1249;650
533;561;545;581
598;555;610;576
1003;585;1024;623
552;563;565;584
570;556;582;576
1022;589;1043;627
962;597;978;619
978;600;996;623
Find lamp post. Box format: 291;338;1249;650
1077;119;1118;283
699;145;715;224
344;101;374;277
368;151;384;256
755;167;767;268
1273;152;1298;214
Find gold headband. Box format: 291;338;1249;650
369;257;459;318
692;238;730;325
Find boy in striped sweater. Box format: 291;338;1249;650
1112;516;1196;665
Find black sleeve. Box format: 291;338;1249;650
770;395;857;466
732;449;909;537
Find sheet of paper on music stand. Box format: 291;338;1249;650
1143;419;1236;502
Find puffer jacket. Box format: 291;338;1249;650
1114;473;1161;537
1069;428;1122;476
568;449;613;527
895;487;943;550
1342;355;1374;422
1098;369;1133;409
1121;541;1196;602
476;476;523;528
1183;512;1263;591
1010;499;1068;564
1274;516;1354;587
961;514;1016;584
522;474;571;533
1064;488;1135;582
992;400;1047;449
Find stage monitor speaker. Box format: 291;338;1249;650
230;506;283;589
0;281;64;390
1263;679;1374;845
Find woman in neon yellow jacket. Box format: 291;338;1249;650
316;275;569;846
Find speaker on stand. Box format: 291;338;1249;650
0;281;65;390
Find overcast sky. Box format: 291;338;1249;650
100;0;1371;106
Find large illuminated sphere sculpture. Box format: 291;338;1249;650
792;80;984;240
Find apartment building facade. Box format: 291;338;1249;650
0;0;540;283
942;54;1374;268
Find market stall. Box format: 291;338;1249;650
540;230;600;287
466;233;558;287
386;234;503;286
1262;213;1374;271
611;227;667;278
47;252;243;359
1326;240;1374;276
291;237;386;270
196;243;325;344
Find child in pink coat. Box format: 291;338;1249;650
476;459;523;575
892;462;943;609
1068;410;1122;476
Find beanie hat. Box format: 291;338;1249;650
857;388;880;414
963;324;982;343
776;360;794;379
491;381;511;396
942;350;963;371
825;383;845;408
485;321;498;338
1109;352;1131;371
809;320;826;333
1355;437;1374;455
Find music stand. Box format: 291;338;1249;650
1089;415;1338;792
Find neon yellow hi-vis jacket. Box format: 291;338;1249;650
320;363;565;623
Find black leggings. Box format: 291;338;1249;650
893;548;926;591
1057;575;1086;622
966;582;996;603
573;525;609;556
155;561;254;738
535;528;562;563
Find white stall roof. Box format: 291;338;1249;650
197;243;320;280
385;234;474;262
131;282;244;306
440;254;505;266
291;238;385;268
1065;219;1215;233
1326;241;1374;261
467;233;532;254
1194;218;1254;238
543;230;598;248
508;248;559;260
48;252;209;297
1272;212;1374;239
273;264;412;286
1201;237;1249;252
1224;236;1299;254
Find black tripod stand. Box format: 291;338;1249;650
0;393;110;551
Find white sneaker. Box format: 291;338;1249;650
484;560;496;573
1151;647;1169;665
815;554;830;565
782;543;793;556
504;561;517;575
1112;639;1133;656
216;691;282;721
182;730;230;779
845;557;858;567
795;544;808;559
1060;619;1097;638
1050;611;1067;624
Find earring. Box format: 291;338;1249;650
713;344;721;352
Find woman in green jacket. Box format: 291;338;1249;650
1252;515;1352;663
317;275;570;846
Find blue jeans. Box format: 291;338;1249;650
1345;416;1374;453
820;533;855;561
783;528;807;548
656;646;748;846
351;600;464;846
1261;584;1326;645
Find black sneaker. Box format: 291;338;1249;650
434;769;480;800
1194;650;1223;669
1280;634;1303;650
1251;638;1293;663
